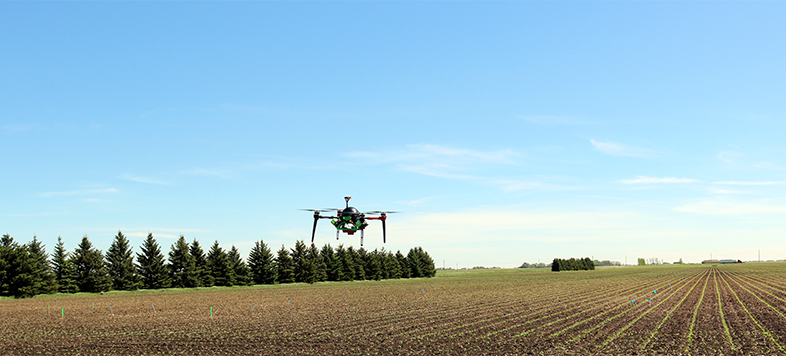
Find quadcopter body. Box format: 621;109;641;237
302;196;397;246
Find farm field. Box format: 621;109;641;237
3;263;786;355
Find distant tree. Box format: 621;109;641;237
309;243;327;283
364;249;382;281
206;241;233;286
291;240;313;283
72;235;112;293
335;245;355;281
386;251;402;279
190;239;212;287
27;236;57;294
136;233;171;289
638;258;646;266
276;245;295;284
228;245;252;286
169;235;199;288
415;247;436;277
0;234;40;297
395;250;410;278
106;231;141;291
407;248;423;278
248;240;276;284
348;247;365;280
320;244;340;282
51;236;78;293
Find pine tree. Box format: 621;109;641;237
336;245;355;281
364;249;382;281
190;239;212;287
0;234;39;297
407;248;423;278
386;251;401;279
27;236;57;294
348;247;365;280
309;243;327;282
51;236;78;293
276;245;295;284
206;241;233;286
72;235;112;293
168;235;199;288
320;244;340;282
228;246;252;286
248;240;276;284
291;240;315;283
106;231;141;290
396;250;409;278
136;233;171;289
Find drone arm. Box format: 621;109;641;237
311;215;319;243
365;215;388;243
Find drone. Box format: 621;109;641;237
301;196;398;246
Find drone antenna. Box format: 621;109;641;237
344;196;351;208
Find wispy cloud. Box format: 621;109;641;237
39;188;118;197
181;168;232;179
675;200;786;215
119;174;171;185
618;176;698;184
7;211;69;217
714;180;786;186
590;140;658;158
717;150;743;165
348;144;518;180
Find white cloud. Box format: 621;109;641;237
119;174;170;185
39;188;118;197
618;176;698;184
181;168;232;179
718;150;744;164
714;181;785;186
674;200;786;215
590;140;658;158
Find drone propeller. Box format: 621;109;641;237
364;211;400;215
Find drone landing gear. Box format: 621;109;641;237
336;230;339;240
360;229;364;247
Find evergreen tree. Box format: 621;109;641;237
190;239;212;287
51;236;78;293
136;233;171;289
276;245;295;284
248;240;276;284
169;235;199;288
348;247;365;280
309;243;327;282
320;244;340;282
386;251;402;279
27;236;57;294
407;248;423;278
72;235;112;293
228;245;252;286
415;247;436;277
291;240;316;283
396;250;409;278
106;231;141;290
335;245;354;281
0;234;39;297
364;249;382;281
206;241;233;286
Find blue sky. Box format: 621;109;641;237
2;2;786;267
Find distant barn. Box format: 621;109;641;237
702;259;719;264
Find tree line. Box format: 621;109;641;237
550;257;595;272
0;232;437;298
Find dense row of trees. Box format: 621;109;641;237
551;257;595;272
0;232;436;298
